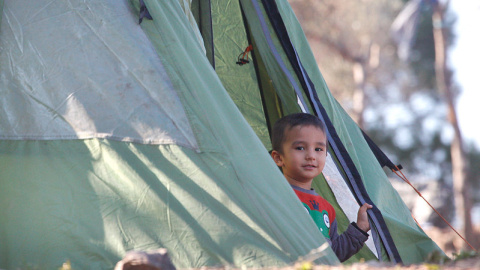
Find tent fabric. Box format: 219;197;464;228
191;0;215;68
1;0;339;269
0;0;444;269
0;0;197;148
1;140;339;269
209;0;273;149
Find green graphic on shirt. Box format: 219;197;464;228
302;202;330;239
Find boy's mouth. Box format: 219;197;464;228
303;164;317;169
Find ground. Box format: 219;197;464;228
296;225;480;270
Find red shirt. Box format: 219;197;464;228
292;186;336;239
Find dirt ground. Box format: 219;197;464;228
272;226;480;270
298;257;480;270
320;225;480;270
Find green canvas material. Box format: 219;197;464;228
0;139;338;269
1;0;338;269
0;0;197;148
209;0;272;149
0;0;443;269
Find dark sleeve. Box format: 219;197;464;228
329;220;369;262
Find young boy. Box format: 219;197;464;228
270;113;372;262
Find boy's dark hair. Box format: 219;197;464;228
271;113;326;153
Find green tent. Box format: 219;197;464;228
0;0;443;269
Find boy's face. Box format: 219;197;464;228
271;125;327;189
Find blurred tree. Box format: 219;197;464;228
288;0;403;129
431;0;474;249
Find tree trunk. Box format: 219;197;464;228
432;2;474;250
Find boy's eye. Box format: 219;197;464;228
315;148;323;152
295;146;305;150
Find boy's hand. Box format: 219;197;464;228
356;203;373;233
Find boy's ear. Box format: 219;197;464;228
271;150;284;167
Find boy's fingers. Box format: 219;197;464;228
360;203;373;211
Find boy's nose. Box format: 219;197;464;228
305;151;316;160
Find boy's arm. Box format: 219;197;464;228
329;219;369;262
